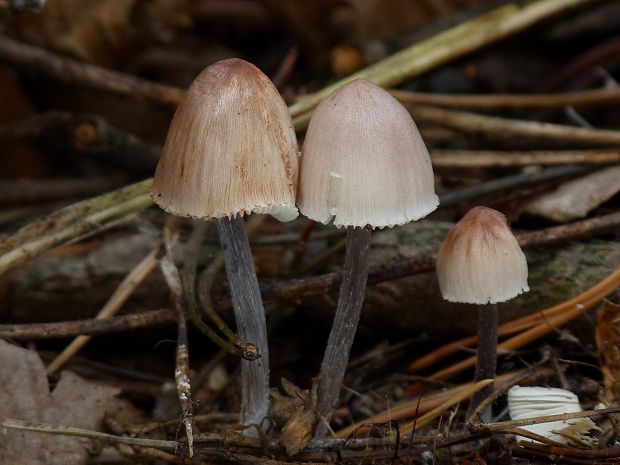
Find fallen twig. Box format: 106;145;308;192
471;406;620;432
0;308;176;339
410;105;620;146
2;418;178;450
431;149;620;167
0;179;152;275
391;87;620;109
0;37;184;106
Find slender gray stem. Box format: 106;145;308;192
469;302;499;423
217;215;269;432
316;226;372;437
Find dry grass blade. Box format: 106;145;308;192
425;272;620;382
393;379;494;437
409;266;620;373
335;368;554;439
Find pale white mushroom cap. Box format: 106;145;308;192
152;58;299;221
508;386;599;446
436;206;529;304
297;79;438;229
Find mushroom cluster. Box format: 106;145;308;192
151;56;530;441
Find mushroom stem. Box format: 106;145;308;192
217;215;270;432
316;226;372;437
469;302;499;422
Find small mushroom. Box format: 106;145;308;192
436;206;529;421
298;78;438;435
152;58;299;430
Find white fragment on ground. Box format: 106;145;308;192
508;385;600;448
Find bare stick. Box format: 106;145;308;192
410;105;620;146
1;419;178;450
0;177;126;205
316;227;372;438
431;149;620;167
0;309;176;339
391;87;620;110
0;37;184;106
217;215;269;431
0;179;152;276
468;303;499;423
472;406;620;432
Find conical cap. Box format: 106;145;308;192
297;79;438;229
436;206;529;304
152;58;299;221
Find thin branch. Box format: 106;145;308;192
0;308;176;339
471;406;620;432
391;86;620;109
0;37;184;106
411;105;620;146
0;177;126;205
431;149;620;168
1;418;178;450
0;179;153;276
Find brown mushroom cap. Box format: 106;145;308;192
152;58;299;221
436;206;529;304
297;78;438;229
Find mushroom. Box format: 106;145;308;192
152;58;299;430
436;206;529;421
298;78;438;435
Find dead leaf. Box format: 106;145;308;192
596;300;620;437
525;166;620;222
0;340;133;465
271;378;318;456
